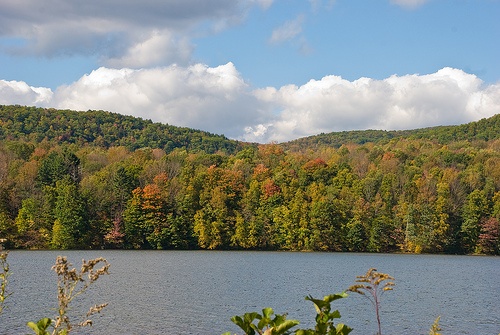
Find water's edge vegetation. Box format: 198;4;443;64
0;105;499;254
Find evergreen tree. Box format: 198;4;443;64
51;177;88;249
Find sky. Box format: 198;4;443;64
0;0;499;143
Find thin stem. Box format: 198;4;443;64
348;268;394;335
375;296;381;335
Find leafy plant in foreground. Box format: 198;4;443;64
296;293;352;335
347;268;394;335
223;307;299;335
27;256;110;335
224;292;351;335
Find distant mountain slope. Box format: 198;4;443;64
283;114;500;150
0;105;249;154
2;105;499;153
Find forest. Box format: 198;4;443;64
1;105;499;254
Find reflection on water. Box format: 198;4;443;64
2;251;499;335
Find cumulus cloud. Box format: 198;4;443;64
49;63;269;139
1;66;499;143
0;0;255;67
0;80;52;105
104;31;194;68
252;68;500;142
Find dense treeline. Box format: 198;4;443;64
0;105;499;254
0;105;247;154
284;114;500;150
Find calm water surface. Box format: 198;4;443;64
1;251;499;335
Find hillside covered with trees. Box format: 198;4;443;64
284;114;500;150
0;105;247;154
1;105;499;254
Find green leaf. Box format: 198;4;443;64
231;315;256;335
257;318;269;330
262;307;274;319
274;319;300;334
230;315;243;326
305;295;326;313
244;312;260;323
329;310;341;319
257;308;274;330
26;318;52;335
26;321;38;332
295;330;314;335
273;313;286;326
323;292;348;303
335;323;353;335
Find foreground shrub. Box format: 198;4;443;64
225;269;397;335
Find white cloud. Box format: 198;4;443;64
1;66;499;144
390;0;430;9
252;0;274;10
0;80;52;105
269;15;305;44
252;68;500;142
49;63;267;139
0;0;255;67
104;31;194;68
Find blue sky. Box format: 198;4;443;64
195;0;499;87
0;0;499;143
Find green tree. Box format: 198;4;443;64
0;211;17;249
51;177;88;249
123;188;148;249
461;189;489;253
122;175;185;249
234;174;286;250
113;165;140;212
15;197;51;248
272;189;310;250
345;198;370;252
37;149;81;187
308;183;347;251
194;186;229;249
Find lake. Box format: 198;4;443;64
1;251;499;335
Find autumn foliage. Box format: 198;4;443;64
1;105;500;254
